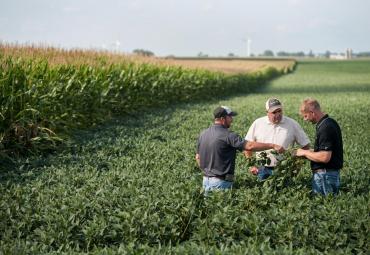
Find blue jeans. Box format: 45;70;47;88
257;166;274;181
203;176;232;194
312;170;340;196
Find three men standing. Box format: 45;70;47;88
196;98;343;196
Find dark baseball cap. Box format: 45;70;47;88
214;106;238;118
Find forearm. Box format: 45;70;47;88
245;141;274;151
298;149;331;163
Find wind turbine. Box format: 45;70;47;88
114;40;121;52
242;37;252;57
247;38;252;57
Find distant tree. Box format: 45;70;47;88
133;49;155;57
297;51;306;57
197;52;208;58
357;52;370;57
228;53;235;57
165;54;175;59
277;51;288;57
324;50;331;58
262;50;274;57
308;50;315;58
277;51;306;57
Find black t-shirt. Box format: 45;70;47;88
197;124;246;177
311;114;343;170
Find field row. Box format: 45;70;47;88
0;60;369;254
0;46;294;160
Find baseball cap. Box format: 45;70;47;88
265;98;282;112
213;106;238;118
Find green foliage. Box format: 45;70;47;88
262;150;306;192
0;60;369;254
0;55;285;158
245;151;271;167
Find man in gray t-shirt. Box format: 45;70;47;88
196;106;284;193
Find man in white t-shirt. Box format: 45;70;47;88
245;98;310;180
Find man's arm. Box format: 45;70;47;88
244;141;283;175
243;150;253;158
195;153;200;167
296;149;332;163
301;144;310;150
245;141;284;153
244;121;257;157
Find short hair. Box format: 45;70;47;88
301;98;321;112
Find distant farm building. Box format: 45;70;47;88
330;48;353;60
345;48;353;59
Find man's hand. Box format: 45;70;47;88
249;166;259;175
244;150;253;158
295;148;306;157
195;153;200;167
273;144;285;153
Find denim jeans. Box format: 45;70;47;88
312;170;340;196
257;166;274;181
203;176;232;194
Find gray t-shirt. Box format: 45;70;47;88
197;124;246;177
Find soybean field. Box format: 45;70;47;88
1;59;369;254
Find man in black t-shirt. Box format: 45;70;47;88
296;98;343;196
196;106;284;193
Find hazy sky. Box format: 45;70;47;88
1;0;369;56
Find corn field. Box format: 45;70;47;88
0;45;292;159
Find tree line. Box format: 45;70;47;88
132;48;370;58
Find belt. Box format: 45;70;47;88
204;174;234;182
312;168;338;173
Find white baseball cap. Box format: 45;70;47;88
265;98;282;112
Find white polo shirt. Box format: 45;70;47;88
245;116;310;167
